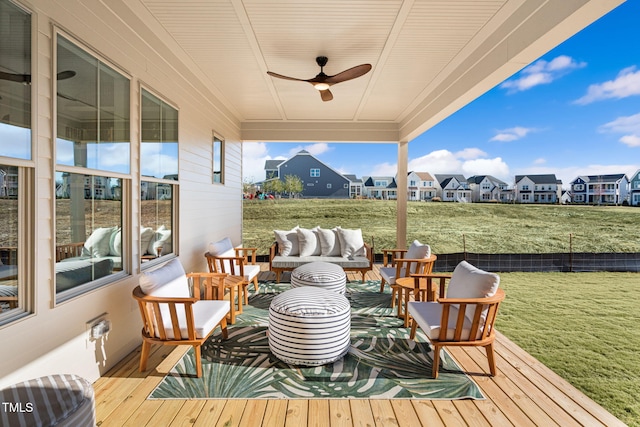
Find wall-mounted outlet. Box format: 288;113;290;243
86;313;110;346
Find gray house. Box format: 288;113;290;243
265;150;350;198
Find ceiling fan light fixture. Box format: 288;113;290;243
313;82;330;91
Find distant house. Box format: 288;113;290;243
514;174;561;203
342;175;364;198
407;172;437;201
435;174;470;202
264;150;350;198
570;174;629;205
467;175;510;202
630;169;640;206
264;159;284;180
362;176;397;200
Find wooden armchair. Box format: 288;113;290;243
133;259;230;378
379;240;434;295
408;261;505;378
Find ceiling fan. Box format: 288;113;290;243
267;56;371;102
0;70;76;85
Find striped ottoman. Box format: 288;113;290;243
268;286;351;366
0;374;95;427
290;261;347;294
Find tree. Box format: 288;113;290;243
283;174;303;198
263;178;284;197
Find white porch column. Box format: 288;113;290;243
396;141;408;249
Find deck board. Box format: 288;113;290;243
94;265;625;426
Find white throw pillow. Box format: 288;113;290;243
317;227;341;257
140;227;155;255
274;227;300;256
82;227;116;258
139;258;190;298
297;227;321;257
149;226;172;256
109;228;122;257
336;227;365;258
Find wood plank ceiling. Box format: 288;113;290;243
136;0;623;142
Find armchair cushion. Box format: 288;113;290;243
446;261;500;323
408;301;474;341
447;261;499;299
208;237;234;257
379;266;404;285
139;258;190;298
159;300;230;340
336;227;365;258
406;239;430;260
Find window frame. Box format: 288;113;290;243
53;29;132;304
212;133;225;184
139;85;179;269
310;168;320;178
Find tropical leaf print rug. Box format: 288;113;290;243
149;280;484;400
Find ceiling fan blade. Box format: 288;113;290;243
320;89;333;102
0;70;75;84
0;71;29;84
267;71;309;83
325;64;372;84
57;70;76;80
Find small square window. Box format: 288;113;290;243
310;168;320;177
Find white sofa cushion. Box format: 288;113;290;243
139;258;190;298
317;227;341;257
82;227;116;258
274;227;300;256
336;227;365;258
297;227;321;257
109;228;122;256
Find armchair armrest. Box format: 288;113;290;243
204;254;247;276
234;247;257;264
382;248;407;267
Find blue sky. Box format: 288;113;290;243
243;1;640;188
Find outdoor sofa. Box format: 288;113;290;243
269;226;373;282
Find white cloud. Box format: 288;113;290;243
369;161;399;176
534;158;546;165
574;66;640;105
599;112;640;148
287;142;331;157
241;142;287;182
461;157;510;179
620;135;640;147
455;148;486;160
500;55;586;93
490;126;535;142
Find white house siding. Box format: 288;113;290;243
0;1;242;388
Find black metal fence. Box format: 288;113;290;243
430;252;640;273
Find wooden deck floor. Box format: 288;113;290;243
94;265;626;426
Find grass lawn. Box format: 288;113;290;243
498;272;640;427
244;199;640;425
243;199;640;255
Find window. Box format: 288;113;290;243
522;194;530;201
375;180;387;187
522;185;529;191
213;134;224;184
574;184;584;191
0;1;34;323
55;34;130;301
327;183;332;189
141;89;178;263
310;168;320;177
